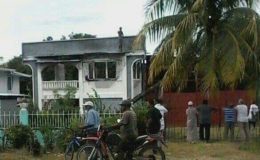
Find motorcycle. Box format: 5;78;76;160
76;122;166;160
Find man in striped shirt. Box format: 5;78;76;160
223;104;235;140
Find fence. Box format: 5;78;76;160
0;109;259;141
0;110;122;129
0;112;20;129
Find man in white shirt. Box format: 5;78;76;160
248;101;259;130
234;99;249;141
154;99;168;138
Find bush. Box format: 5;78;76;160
56;118;84;151
4;125;33;149
133;102;148;136
39;125;55;151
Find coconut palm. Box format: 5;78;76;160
135;0;260;95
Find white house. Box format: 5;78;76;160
0;68;31;113
22;35;146;112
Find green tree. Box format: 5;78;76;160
135;0;260;97
68;32;96;39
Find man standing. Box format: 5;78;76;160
248;101;259;130
154;99;168;137
197;99;216;142
235;99;249;140
186;101;198;143
81;101;100;136
222;104;235;140
147;100;162;135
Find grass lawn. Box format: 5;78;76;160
0;141;259;160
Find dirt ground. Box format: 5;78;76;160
0;141;259;160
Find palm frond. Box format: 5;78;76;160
133;14;186;50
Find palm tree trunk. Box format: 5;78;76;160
256;75;260;106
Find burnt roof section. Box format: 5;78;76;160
22;36;143;58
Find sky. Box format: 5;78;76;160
0;0;148;62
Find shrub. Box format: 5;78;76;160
100;115;120;126
4;125;33;149
39;124;55;151
56;118;84;151
133;102;148;135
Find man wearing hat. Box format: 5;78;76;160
108;99;138;160
81;101;100;136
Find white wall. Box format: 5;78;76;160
82;56;127;99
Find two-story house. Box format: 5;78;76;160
22;35;146;113
0;68;31;113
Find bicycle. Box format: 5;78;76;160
64;127;86;160
76;125;166;160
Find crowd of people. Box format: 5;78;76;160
186;99;259;143
79;97;259;158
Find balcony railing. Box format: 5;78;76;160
42;81;79;90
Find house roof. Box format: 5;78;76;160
0;68;31;78
22;36;144;59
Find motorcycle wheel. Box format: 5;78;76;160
138;146;166;160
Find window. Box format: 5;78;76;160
133;60;141;80
108;62;116;79
88;61;117;80
7;75;13;90
95;62;106;79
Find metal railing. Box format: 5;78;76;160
0;112;20;129
42;80;79;90
0;111;122;129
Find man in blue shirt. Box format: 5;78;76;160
223;104;235;140
81;101;100;136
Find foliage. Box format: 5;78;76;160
42;64;55;81
52;86;77;112
68;32;96;39
43;36;53;41
135;0;260;96
39;125;55;151
27;91;38;113
4;125;33;149
87;88;105;113
100;115;121;127
55;118;84;151
133;102;148;135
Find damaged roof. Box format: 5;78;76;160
22;36;143;59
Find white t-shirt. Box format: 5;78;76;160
234;104;248;122
248;104;259;120
154;103;168;130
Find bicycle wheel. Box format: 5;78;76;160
77;144;103;160
138;146;166;160
64;143;74;160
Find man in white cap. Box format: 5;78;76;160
186;101;198;143
80;101;100;136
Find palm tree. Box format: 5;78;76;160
134;0;260;97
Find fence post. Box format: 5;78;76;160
19;103;28;126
